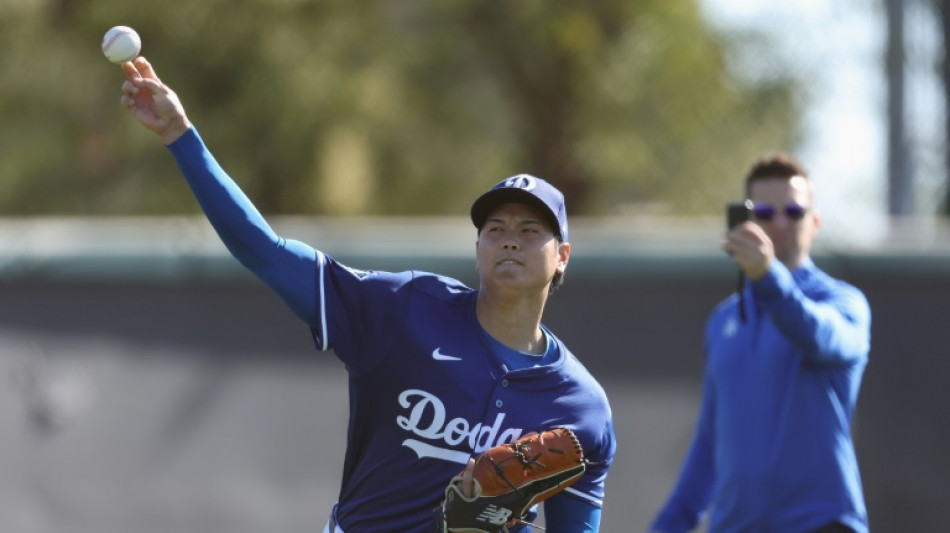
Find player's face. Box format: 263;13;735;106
475;202;569;294
749;176;820;268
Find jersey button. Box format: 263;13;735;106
495;400;503;408
501;379;509;388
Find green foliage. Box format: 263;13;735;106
0;0;804;216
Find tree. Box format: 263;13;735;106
0;0;803;217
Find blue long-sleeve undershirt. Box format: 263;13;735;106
167;127;320;326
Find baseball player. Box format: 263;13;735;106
118;57;615;533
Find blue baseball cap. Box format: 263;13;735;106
470;174;569;241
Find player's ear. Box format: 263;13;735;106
556;241;570;273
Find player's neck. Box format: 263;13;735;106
475;291;546;355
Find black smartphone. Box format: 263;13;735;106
727;200;753;230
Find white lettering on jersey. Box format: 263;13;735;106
396;389;524;465
401;440;471;464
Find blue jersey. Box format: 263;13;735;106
168;128;616;533
651;260;871;533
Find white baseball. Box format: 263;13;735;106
101;26;141;64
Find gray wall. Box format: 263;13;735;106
0;251;945;532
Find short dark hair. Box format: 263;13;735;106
744;152;809;197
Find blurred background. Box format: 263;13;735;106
1;0;948;531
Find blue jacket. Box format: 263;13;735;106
651;259;871;533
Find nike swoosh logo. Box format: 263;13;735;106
432;348;462;361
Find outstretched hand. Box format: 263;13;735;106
120;56;191;145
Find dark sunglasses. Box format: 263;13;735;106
751;203;809;221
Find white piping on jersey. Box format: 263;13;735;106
316;250;328;351
321;519;344;533
564;486;603;507
402;439;471;464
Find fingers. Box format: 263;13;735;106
725;222;764;249
133;56;160;81
119;77;141;110
121;56;162;87
122;56;158;79
461;458;475;499
725;233;760;261
120;61;166;103
119;78;154;108
724;223;774;280
121;60;140;79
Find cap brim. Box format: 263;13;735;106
470;188;562;239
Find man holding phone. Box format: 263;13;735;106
648;153;872;533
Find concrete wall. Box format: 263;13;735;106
1;251;945;532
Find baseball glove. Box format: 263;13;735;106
436;427;587;533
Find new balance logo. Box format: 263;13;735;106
477;505;513;525
431;348;462;361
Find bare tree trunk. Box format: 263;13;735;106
886;0;912;217
937;0;950;216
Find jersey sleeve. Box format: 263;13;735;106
563;418;615;509
542;494;602;533
752;261;871;366
166;127;407;373
310;254;410;374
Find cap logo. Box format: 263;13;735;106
503;174;537;191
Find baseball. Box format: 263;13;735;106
101;26;141;64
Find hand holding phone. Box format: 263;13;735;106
727;200;753;230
